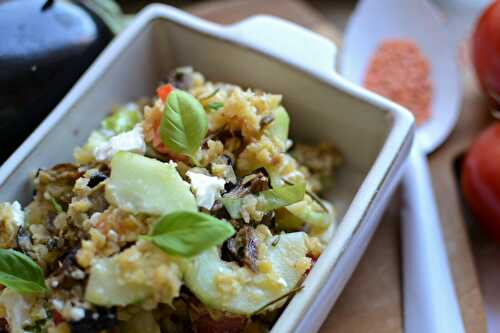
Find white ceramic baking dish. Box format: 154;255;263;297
0;5;414;332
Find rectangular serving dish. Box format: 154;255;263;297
0;5;414;332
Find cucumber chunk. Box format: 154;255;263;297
85;243;183;307
85;256;149;306
265;106;290;146
183;231;310;315
105;152;197;215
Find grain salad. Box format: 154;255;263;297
0;67;341;333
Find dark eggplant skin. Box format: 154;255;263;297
0;0;113;163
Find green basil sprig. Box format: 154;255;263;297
143;211;235;257
0;249;47;294
258;181;306;212
160;90;208;165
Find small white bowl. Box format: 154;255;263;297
0;5;414;332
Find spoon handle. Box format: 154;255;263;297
402;141;465;333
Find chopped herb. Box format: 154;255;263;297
251;285;304;316
271;235;280;247
207;102;224;111
50;197;63;214
200;88;220;100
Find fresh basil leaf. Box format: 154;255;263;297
160;90;208;164
0;249;47;294
102;105;142;134
221;197;242;219
258;181;306;212
207;102;224;111
145;211;235;257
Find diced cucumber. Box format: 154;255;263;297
265;106;289;146
183;232;310;315
74;130;110;164
85;244;183;307
85;257;149;306
102;104;142;134
105;152;197;215
275;208;305;231
286;196;333;229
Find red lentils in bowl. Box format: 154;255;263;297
363;39;432;125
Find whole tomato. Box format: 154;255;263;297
462;123;500;242
472;0;500;104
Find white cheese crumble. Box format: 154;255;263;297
51;299;64;311
9;201;24;226
0;201;25;226
94;124;146;161
186;171;226;210
69;307;86;321
89;212;102;226
70;269;86;280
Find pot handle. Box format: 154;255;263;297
226;15;337;73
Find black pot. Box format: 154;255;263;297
0;0;114;163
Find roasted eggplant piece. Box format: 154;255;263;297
0;0;113;163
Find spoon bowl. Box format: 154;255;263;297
340;0;462;153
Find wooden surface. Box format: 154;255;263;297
186;1;486;332
428;64;490;333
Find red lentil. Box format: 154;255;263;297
363;39;432;125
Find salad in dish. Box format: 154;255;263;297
0;67;341;333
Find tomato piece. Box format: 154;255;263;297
52;310;65;325
472;0;500;104
156;83;174;101
461;122;500;242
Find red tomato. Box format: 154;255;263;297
462;123;500;242
156;83;174;101
473;0;500;104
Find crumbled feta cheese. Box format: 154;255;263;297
186;171;226;210
89;212;102;226
8;201;24;226
70;269;86;280
0;201;25;248
51;299;64;311
69;307;86;321
107;230;118;242
94;124;146;161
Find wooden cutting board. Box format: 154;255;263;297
184;1;485;332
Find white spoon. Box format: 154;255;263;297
339;0;464;333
